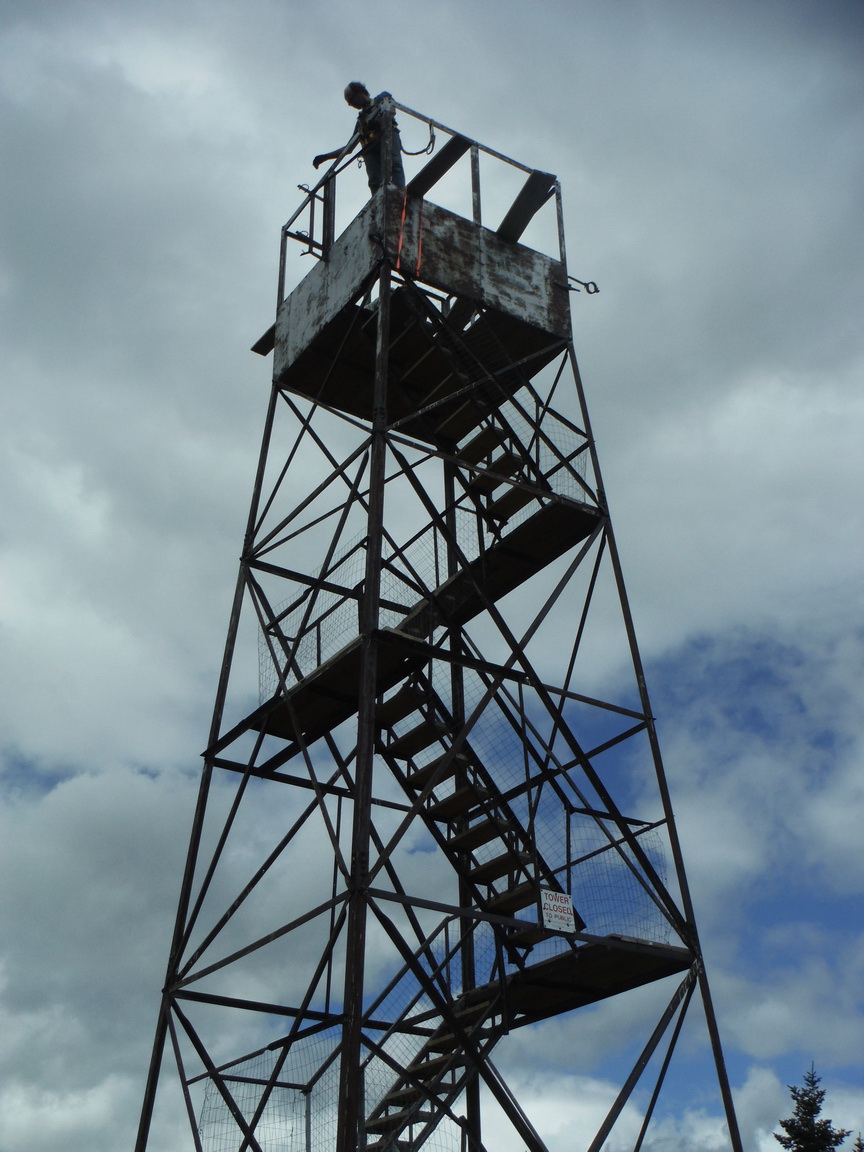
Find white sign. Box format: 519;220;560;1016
540;888;576;932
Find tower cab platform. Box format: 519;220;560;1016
265;186;571;447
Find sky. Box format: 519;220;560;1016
1;0;863;1149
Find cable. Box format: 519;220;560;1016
401;121;436;157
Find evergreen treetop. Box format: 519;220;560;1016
774;1066;850;1152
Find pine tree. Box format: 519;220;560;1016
774;1066;850;1152
850;1136;863;1152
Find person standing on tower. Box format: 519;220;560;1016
313;82;407;193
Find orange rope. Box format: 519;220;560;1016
395;189;409;272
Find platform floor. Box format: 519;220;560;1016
274;288;566;446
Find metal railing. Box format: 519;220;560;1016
277;95;566;307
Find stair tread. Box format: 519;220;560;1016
376;685;422;727
506;923;551;948
486;880;537;913
469;850;529;884
487;484;537;522
428;785;490;820
407;751;468;791
389;718;448;758
428;1027;492;1053
381;1084;423;1107
467;451;522;494
406;1051;463;1078
457;424;505;464
449;818;511;851
366;1108;433;1134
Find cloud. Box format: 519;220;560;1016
0;1075;138;1152
649;621;864;918
2;1;863;1149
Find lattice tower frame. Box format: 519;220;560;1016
135;97;742;1152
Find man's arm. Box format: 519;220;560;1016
313;147;343;169
313;131;361;170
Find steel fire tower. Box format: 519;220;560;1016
136;98;742;1152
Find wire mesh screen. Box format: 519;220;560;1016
569;818;672;943
198;1029;340;1152
258;536;366;701
407;661;674;950
258;387;594;705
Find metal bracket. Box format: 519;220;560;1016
564;275;599;294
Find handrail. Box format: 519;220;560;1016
276;97;563;305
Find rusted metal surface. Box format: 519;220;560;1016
273;194;383;377
273;188;569;395
383;195;570;338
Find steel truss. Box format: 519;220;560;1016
136;98;742;1152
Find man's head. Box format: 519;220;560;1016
344;82;370;110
